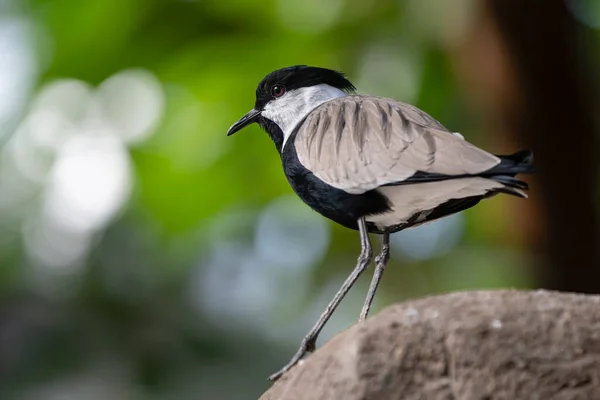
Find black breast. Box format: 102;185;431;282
258;116;390;231
281;136;390;231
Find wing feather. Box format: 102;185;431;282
293;95;500;194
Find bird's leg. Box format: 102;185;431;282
358;231;390;322
268;217;373;381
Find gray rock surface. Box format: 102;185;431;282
260;290;600;400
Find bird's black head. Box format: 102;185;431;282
227;66;356;144
253;65;356;111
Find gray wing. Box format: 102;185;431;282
293;95;501;194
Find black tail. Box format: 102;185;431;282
485;150;535;198
491;150;535;174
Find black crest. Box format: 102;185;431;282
254;65;356;110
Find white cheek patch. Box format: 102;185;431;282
262;84;347;150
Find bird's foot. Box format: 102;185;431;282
268;337;316;381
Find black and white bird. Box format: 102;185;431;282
227;65;534;381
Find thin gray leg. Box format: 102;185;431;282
268;217;373;381
358;232;390;322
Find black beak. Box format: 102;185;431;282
227;109;261;136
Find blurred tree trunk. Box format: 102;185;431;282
487;0;600;293
456;0;600;293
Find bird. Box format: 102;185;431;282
226;65;534;381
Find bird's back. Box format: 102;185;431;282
291;95;502;195
285;95;532;233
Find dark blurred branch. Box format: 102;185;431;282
486;0;600;293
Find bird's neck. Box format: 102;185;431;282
258;117;285;153
262;84;348;151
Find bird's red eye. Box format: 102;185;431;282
271;85;286;98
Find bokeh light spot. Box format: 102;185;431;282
255;195;330;272
0;16;37;142
97;70;164;145
391;212;465;261
45;133;132;233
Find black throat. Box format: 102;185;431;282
258;116;284;154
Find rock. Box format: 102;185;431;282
259;290;600;400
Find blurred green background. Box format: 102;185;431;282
0;0;599;399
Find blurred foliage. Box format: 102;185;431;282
0;0;597;399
